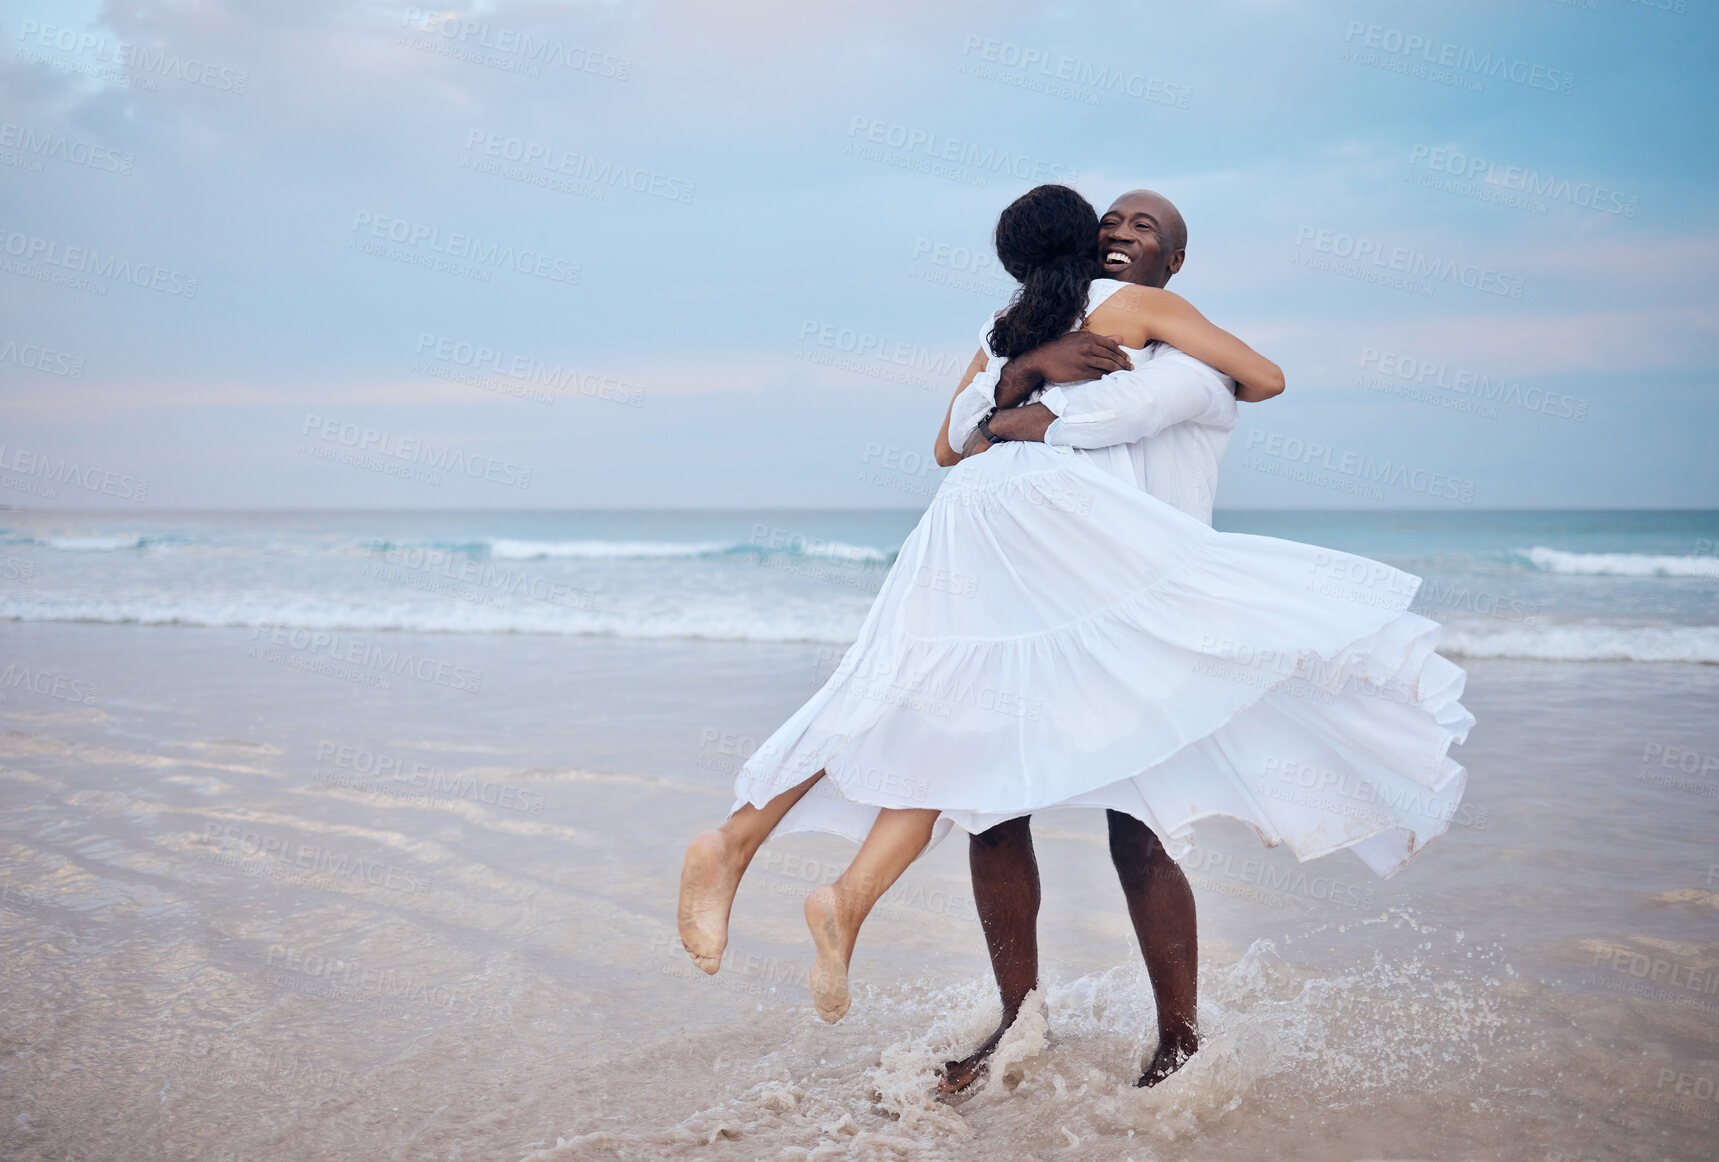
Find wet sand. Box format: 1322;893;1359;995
2;621;1716;1160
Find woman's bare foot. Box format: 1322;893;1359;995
1135;1028;1198;1087
804;885;854;1023
677;830;742;974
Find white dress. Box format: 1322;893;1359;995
735;282;1473;877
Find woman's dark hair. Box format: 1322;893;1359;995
987;184;1099;360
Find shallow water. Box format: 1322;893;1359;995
2;622;1716;1160
3;508;1716;659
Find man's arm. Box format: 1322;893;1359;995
945;332;1134;462
975;351;1237;452
992;332;1133;408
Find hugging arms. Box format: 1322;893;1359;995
933;287;1284;466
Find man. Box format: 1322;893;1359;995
929;189;1283;1093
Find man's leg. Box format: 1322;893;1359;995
1106;809;1199;1086
937;815;1041;1093
677;770;824;973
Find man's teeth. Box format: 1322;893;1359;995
1105;251;1129;264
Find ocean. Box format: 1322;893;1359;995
3;507;1715;658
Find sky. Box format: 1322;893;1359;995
0;0;1715;510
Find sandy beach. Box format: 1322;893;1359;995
3;619;1716;1161
5;0;1714;1155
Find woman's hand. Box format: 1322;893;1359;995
934;348;992;467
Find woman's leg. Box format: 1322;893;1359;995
804;806;940;1023
678;770;824;973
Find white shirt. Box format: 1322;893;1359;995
947;282;1239;525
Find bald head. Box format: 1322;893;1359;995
1098;189;1187;287
1112;189;1187;251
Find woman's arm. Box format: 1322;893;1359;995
933;348;990;467
1090;285;1285;400
1233;378;1281;403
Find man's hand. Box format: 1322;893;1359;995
986;404;1056;443
995;333;1132;408
959;404;1057;458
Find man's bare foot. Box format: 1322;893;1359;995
677;830;742;974
935;1020;1011;1094
1135;1029;1198;1087
804;885;854;1023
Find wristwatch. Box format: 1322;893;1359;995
978;407;1008;445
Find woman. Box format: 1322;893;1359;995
679;185;1472;1025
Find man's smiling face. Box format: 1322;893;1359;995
1098;190;1187;288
